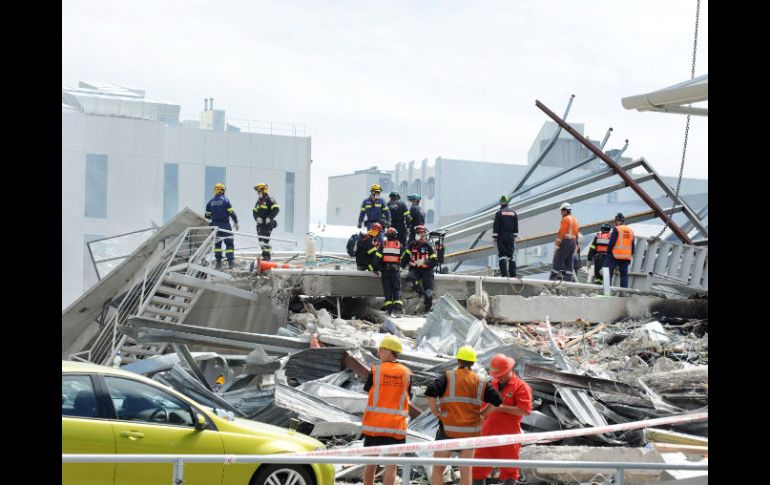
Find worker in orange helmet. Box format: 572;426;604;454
471;354;533;485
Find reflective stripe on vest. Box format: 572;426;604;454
382;240;401;264
612;225;634;260
595;232;611;253
439;369;484;437
362;363;411;438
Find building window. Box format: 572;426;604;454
84;154;108;218
204;166;227;206
285;172;295;232
607;192;618;203
399;181;408;195
412;179;421;196
163;163;179;223
426;177;435;199
426;209;435;224
83;233;104;291
335;207;341;216
379;178;391;194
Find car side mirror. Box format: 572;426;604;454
194;412;208;431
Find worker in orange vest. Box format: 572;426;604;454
380;227;404;316
471;354;532;485
604;212;635;288
361;335;412;485
550;202;580;282
587;223;613;284
425;346;502;485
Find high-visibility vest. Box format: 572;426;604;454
595;231;611;253
558;215;579;241
382;240;401;264
361;362;411;439
439;368;484;438
612;225;634;260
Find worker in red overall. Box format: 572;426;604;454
471;354;533;485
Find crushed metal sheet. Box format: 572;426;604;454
284;347;349;385
121;351;218;375
416;294;504;355
296;381;368;415
274;383;361;427
521;363;645;398
153;364;245;417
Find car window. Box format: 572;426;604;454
104;376;195;427
62;374;100;418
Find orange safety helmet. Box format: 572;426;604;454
489;354;515;378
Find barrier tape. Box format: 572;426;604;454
259;411;708;460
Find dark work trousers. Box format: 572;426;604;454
496;234;516;277
213;222;234;262
593;253;608;283
380;264;402;311
257;223;273;261
550;238;576;282
393;223;408;249
605;256;631;288
406;267;434;311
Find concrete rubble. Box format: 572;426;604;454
63;215;707;484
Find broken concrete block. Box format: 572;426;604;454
389;316;427;338
642;321;670;343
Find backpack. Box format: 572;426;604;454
346;233;361;257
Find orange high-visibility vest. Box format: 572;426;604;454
439;368;485;438
382;240;401;264
361;362;411;439
612;225;634;260
595;231;611;253
557;215;579;242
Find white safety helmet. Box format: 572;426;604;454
559;202;572;211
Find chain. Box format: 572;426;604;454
656;0;700;239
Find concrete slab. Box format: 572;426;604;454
388;316;427;338
489;295;707;323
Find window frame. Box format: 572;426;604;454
102;375;201;429
62;373;112;420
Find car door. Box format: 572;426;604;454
103;375;225;485
62;373;116;485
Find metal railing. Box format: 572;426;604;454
62;454;708;485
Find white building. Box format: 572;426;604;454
62;83;311;308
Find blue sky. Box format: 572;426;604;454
63;0;708;225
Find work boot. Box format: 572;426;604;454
228;259;235;270
392;304;402;317
509;261;517;278
215;259;222;269
424;297;432;313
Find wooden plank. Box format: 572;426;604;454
564;323;608;349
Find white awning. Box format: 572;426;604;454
621;74;707;116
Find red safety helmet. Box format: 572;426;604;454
385;227;398;238
489;353;515;378
370;222;383;232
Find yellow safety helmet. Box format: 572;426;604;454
215;375;225;385
370;184;382;193
214;183;226;194
254;183;268;192
379;334;403;353
456;345;477;362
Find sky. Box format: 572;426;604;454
62;0;708;226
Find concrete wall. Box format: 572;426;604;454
62;110;311;308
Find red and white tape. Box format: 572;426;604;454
289;411;707;458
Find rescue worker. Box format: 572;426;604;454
493;195;519;277
361;335;412;485
425;346;502;485
401;225;437;312
358;184;391;230
471;354;533;485
252;183;280;261
406;193;425;244
205;183;239;269
387;191;410;248
587;223;612;284
355;222;383;273
380;227;404;316
604;213;635;288
550;202;579;282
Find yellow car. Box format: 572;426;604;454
62;360;335;485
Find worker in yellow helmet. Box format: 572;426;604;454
425;345;502;485
358;183;391;230
361;335;412;485
205;183;239;269
253;183;280;261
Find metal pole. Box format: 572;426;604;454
173;458;184;484
617;466;625;485
535;100;692;244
